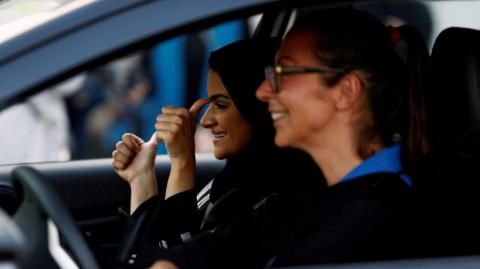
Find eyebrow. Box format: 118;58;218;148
209;94;231;101
276;55;297;65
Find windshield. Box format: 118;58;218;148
0;0;96;44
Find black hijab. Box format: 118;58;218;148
207;38;325;203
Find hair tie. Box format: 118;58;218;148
388;26;402;46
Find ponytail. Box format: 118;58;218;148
394;25;430;165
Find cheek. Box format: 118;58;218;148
231;119;252;153
280;90;310;126
217;110;252;154
227;117;251;152
281;86;333;136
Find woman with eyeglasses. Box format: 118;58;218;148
111;38;324;267
149;8;429;269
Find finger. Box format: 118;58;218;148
115;141;137;157
189;97;210;119
155;130;174;144
156;114;187;126
155;121;182;137
161;105;182;115
160;107;190;124
112;150;121;168
115;141;136;158
157;110;191;135
112;159;127;171
122;133;143;151
112;149;131;164
112;151;128;171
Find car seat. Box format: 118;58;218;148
411;27;480;257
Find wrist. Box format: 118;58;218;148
130;171;157;193
129;168;155;184
170;155;195;169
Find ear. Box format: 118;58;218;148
335;73;364;110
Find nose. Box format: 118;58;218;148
256;79;276;103
200;105;215;128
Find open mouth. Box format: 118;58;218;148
271;112;287;121
213;132;227;139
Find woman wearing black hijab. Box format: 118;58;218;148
111;38;325;266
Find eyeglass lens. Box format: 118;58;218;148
265;66;279;93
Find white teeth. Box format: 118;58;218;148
213;133;226;139
271;112;287;121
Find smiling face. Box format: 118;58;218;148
200;70;252;159
256;28;340;152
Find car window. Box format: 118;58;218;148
0;17;260;165
1;0;479;164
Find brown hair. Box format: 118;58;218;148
294;8;429;165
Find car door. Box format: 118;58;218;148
0;0;290;261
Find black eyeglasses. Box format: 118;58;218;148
264;65;347;93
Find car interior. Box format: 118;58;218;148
1;1;480;268
409;26;480;257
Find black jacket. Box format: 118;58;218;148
160;172;413;269
116;147;324;266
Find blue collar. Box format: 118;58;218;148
341;144;412;187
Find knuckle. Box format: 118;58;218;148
119;143;131;154
165;133;173;142
116;163;125;170
174;116;184;125
172;124;181;134
178;108;189;117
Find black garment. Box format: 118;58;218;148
117;147;325;266
118;190;200;258
159;173;413;269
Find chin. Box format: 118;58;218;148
274;134;290;148
213;149;226;160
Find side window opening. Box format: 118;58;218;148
0;16;261;165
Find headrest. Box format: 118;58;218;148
427;27;480;152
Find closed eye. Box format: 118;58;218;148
214;102;228;109
209;94;231;110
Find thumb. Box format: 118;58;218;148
143;132;159;158
189;97;210;119
149;132;158;146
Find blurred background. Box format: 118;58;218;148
0;0;479;165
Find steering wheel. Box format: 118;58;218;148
12;166;100;269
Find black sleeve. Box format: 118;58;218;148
154;189;202;244
159;193;288;269
117;190;201;264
